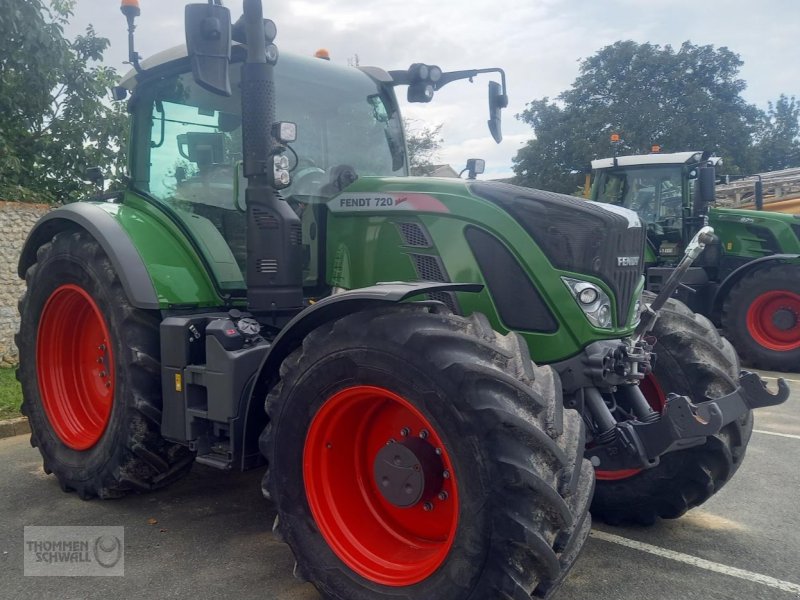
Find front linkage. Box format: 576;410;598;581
585;369;788;472
561;227;790;473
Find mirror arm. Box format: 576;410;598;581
387;70;411;85
387;66;507;97
435;67;507;95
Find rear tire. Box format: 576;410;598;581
16;230;194;499
260;304;594;599
722;264;800;372
591;292;753;525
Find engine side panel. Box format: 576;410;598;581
710;208;800;278
324;176;644;363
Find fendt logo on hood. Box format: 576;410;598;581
617;256;640;267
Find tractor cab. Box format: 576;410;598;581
117;40;509;305
120;47;408;293
590;151;719;264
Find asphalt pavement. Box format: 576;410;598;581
1;369;798;600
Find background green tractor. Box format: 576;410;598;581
15;2;787;599
590;151;800;371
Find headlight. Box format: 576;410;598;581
579;287;598;305
632;298;642;326
562;277;613;329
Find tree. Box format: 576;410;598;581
513;41;764;193
754;95;800;171
0;0;127;203
404;119;443;175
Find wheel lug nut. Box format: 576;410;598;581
423;502;433;512
98;344;106;351
96;358;103;364
99;371;107;378
386;438;396;445
443;470;450;479
419;429;429;439
400;427;410;437
105;382;111;388
438;491;448;501
435;448;442;455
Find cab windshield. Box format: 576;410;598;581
594;166;686;245
139;58;405;205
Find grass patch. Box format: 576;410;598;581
0;367;23;419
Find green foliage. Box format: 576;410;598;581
405;119;443;175
512;41;792;193
0;368;22;419
0;0;127;203
754;95;800;171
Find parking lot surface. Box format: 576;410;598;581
1;369;798;600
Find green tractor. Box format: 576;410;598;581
16;2;788;598
590;151;800;371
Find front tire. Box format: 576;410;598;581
16;230;194;499
260;304;594;599
591;292;753;525
722;264;800;372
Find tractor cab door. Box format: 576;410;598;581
131;55;406;298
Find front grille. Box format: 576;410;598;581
595;226;646;323
470;182;645;324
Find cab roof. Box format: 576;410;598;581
119;44;391;91
591;151;719;170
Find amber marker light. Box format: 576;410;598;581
314;48;331;61
121;0;140;17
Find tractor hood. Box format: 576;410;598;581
710;206;800;253
328;177;646;326
467;182;646;325
712;206;800;226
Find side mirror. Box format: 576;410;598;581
754;176;764;210
85;167;104;190
463;158;485;180
488;81;508;143
697;166;716;211
185;3;232;96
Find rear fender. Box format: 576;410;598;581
17;203;160;309
713;254;800;317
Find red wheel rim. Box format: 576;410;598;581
303;386;459;586
746;290;800;352
36;284;115;450
595;373;667;481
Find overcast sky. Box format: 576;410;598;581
66;0;798;178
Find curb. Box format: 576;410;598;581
0;416;30;440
